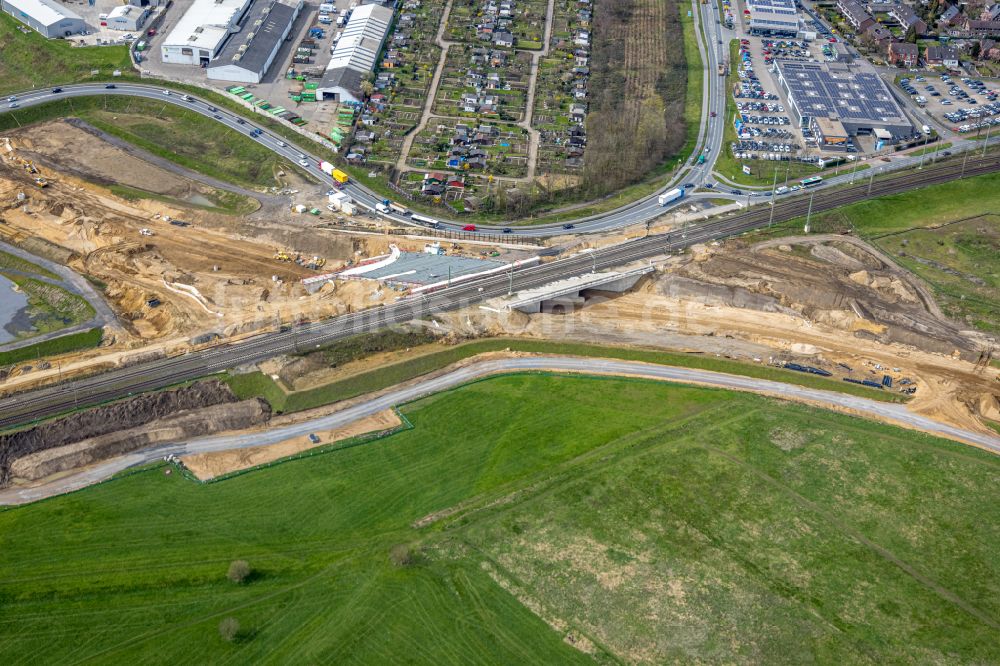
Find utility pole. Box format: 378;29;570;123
768;167;778;228
804;191;815;233
508;263;514;295
983;123;991;158
962;147;971;178
867;166;876;195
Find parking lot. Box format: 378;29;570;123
899;74;1000;135
732;36;809;161
54;0;167;47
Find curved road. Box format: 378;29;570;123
2;149;1000;430
5;75;978;238
2;355;996;505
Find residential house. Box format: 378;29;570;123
888;41;919;67
864;23;893;51
937;3;960;27
493;31;514;47
952;17;1000;38
837;0;875;33
889;4;927;37
925;45;960;68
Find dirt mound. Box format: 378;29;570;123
11;399;271;482
676;239;976;357
0;380;238;486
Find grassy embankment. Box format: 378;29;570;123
755;170;1000;332
0;328;102;366
0;249;58;280
0;96;291;193
0;374;997;662
225;337;907;414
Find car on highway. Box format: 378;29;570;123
710;111;717;117
462;224;477;231
6;96;14;102
207;106;218;112
162;89;171;95
563;223;575;230
298;159;310;167
236;118;245;124
213;114;222;120
731;189;742;195
502;227;512;233
8;102;17;108
51;87;62;93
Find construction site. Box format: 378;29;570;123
1;116;999;498
0;121;530;392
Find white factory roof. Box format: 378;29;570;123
3;0;82;27
325;4;393;73
163;0;251;51
107;4;139;19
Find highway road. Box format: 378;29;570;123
2;355;996;505
5;75;986;238
3;149;1000;430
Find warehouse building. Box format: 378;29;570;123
316;4;394;103
774;61;913;147
161;0;253;67
746;0;800;36
208;0;303;83
106;4;149;32
0;0;86;38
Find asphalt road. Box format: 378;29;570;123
2;355;996;505
2;148;1000;430
6;79;978;238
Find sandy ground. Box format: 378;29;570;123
180;408;401;480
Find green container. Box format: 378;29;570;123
305;83;318;90
291;95;302;102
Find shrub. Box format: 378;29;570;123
218;617;240;642
227;560;251;584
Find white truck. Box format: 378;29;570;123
375;202;390;214
922;124;932;135
657;187;684;207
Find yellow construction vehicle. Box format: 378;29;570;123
274;251;293;262
33;178;47;188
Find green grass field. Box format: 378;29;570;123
0;374;996;663
875;214;1000;332
0;327;102;366
225;338;906;414
0;14;132;95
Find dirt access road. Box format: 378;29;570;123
2;354;997;505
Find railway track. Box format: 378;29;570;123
2;153;999;430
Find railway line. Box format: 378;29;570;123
2;150;999;430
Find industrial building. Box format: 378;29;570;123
161;0;253;67
746;0;799;36
773;61;914;148
207;0;303;83
316;4;394;103
0;0;86;38
106;4;149;31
